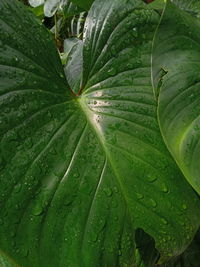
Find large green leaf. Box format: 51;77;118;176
152;0;200;194
1;0;200;266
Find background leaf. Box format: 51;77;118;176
28;0;44;7
171;0;200;17
63;38;83;94
152;0;200;194
70;0;94;10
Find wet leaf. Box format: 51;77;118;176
0;0;200;266
152;0;200;194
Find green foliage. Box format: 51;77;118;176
152;0;200;194
1;0;200;266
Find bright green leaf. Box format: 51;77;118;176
1;0;200;266
152;0;200;194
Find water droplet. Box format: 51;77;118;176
14;183;22;193
136;193;144;200
91;232;98;242
103;188;113;197
182;204;187;210
113;187;118;193
161;184;169;193
147;174;157;183
149;199;157;207
118;250;122;256
161;218;168;225
108;68;116;76
73;169;80;178
24;137;33;149
32;205;43;216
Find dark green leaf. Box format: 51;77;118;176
152;0;200;194
1;0;200;266
63;1;84;18
70;0;94;10
161;229;200;267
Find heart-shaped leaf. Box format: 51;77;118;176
152;0;200;194
0;0;200;266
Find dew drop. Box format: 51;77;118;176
161;218;168;225
14;183;22;193
103;188;113;197
32;205;43;216
147;174;157;183
136;193;144;200
161;184;169;193
149;199;157;207
91;232;98;242
107;68;116;76
182;204;187;210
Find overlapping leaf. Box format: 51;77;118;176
171;0;200;17
70;0;94;10
64;38;83;94
0;0;200;266
152;0;200;194
29;0;82;17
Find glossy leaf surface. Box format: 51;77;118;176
0;0;200;266
152;0;200;194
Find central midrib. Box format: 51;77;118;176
77;94;134;224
